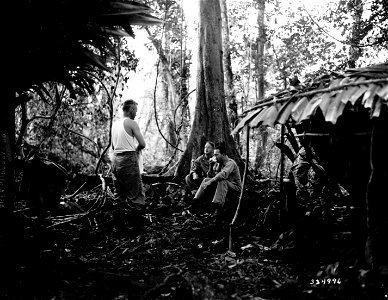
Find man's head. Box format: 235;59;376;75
204;141;215;156
122;99;138;119
214;142;227;163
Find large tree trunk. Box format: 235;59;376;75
175;0;242;178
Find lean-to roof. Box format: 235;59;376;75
232;63;388;135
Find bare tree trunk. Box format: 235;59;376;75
241;41;252;103
254;0;268;171
175;0;242;178
177;14;191;150
348;0;364;68
162;72;171;154
179;58;191;148
255;0;265;100
146;28;180;109
220;0;239;147
254;126;268;170
220;0;235;118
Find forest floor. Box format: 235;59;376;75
4;178;388;299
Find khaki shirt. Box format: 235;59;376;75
190;154;212;178
212;156;242;190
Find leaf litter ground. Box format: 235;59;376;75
9;180;387;299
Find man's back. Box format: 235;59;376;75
112;118;137;153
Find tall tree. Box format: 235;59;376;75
254;0;268;171
255;0;266;101
221;0;239;149
220;0;237;125
333;0;388;68
145;0;192;159
175;0;242;178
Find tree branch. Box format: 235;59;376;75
67;138;99;159
61;125;99;152
301;2;383;48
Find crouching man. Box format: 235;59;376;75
191;143;242;219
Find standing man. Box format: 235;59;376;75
111;99;146;207
192;143;241;218
185;141;215;191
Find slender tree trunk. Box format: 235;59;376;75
255;0;265;100
220;0;236;116
162;72;171;154
221;0;239;146
178;14;191;150
175;0;242;178
180;55;191;148
241;41;252;103
254;126;268;170
146;28;180;108
254;0;268;170
162;31;176;155
348;0;364;68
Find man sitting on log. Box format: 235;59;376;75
185;141;216;191
189;143;242;219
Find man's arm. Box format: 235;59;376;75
190;156;202;179
206;161;218;178
125;119;146;151
208;160;235;183
192;156;202;172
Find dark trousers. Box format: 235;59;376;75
185;174;202;190
111;152;145;206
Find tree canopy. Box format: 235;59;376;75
10;0;162;97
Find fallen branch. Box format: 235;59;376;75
62;182;87;200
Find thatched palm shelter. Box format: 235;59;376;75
232;63;388;273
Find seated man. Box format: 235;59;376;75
191;143;242;218
185;141;215;191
